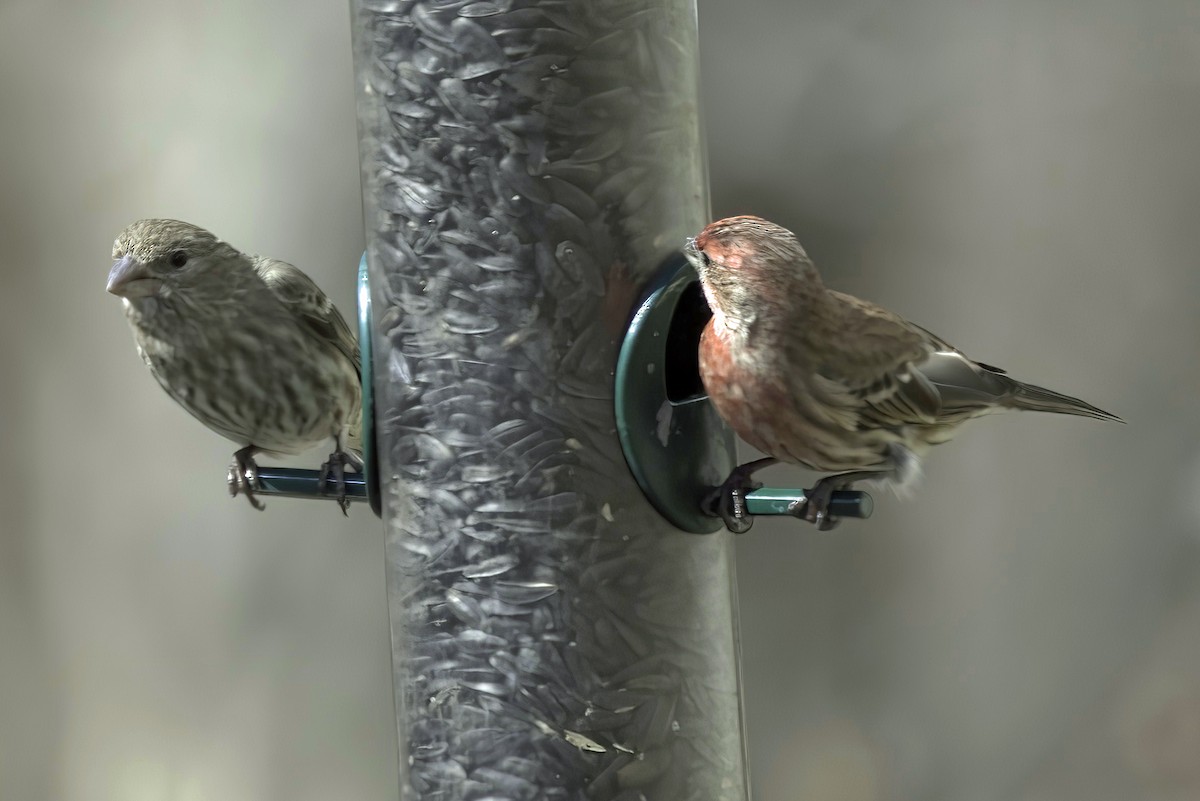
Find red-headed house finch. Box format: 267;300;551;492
687;215;1122;532
107;219;362;511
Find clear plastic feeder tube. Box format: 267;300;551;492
349;1;749;798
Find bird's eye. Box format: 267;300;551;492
168;250;188;269
700;251;712;267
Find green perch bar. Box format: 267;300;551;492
744;487;874;520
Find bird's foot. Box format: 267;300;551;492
227;446;265;511
704;458;778;534
319;450;362;516
788;470;881;531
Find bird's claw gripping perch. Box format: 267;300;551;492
705;482;756;534
787;486;841;531
228;446;266;510
704;457;777;534
788;470;884;532
320;449;363;516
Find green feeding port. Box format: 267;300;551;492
615;254;873;534
615;255;737;534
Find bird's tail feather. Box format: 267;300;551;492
1008;380;1123;423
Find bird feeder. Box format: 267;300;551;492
349;0;751;799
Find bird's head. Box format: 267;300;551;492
685;215;819;330
107;219;248;303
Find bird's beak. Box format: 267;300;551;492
683;237;701;267
106;255;163;298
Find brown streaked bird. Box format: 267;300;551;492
686;215;1122;532
107;219;362;511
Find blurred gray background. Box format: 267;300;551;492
1;1;1197;800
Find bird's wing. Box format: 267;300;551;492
909;348;1017;412
253;256;360;377
814;291;946;427
820;290;1023;427
905;319;1008;375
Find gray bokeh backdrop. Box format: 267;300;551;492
2;1;1197;800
